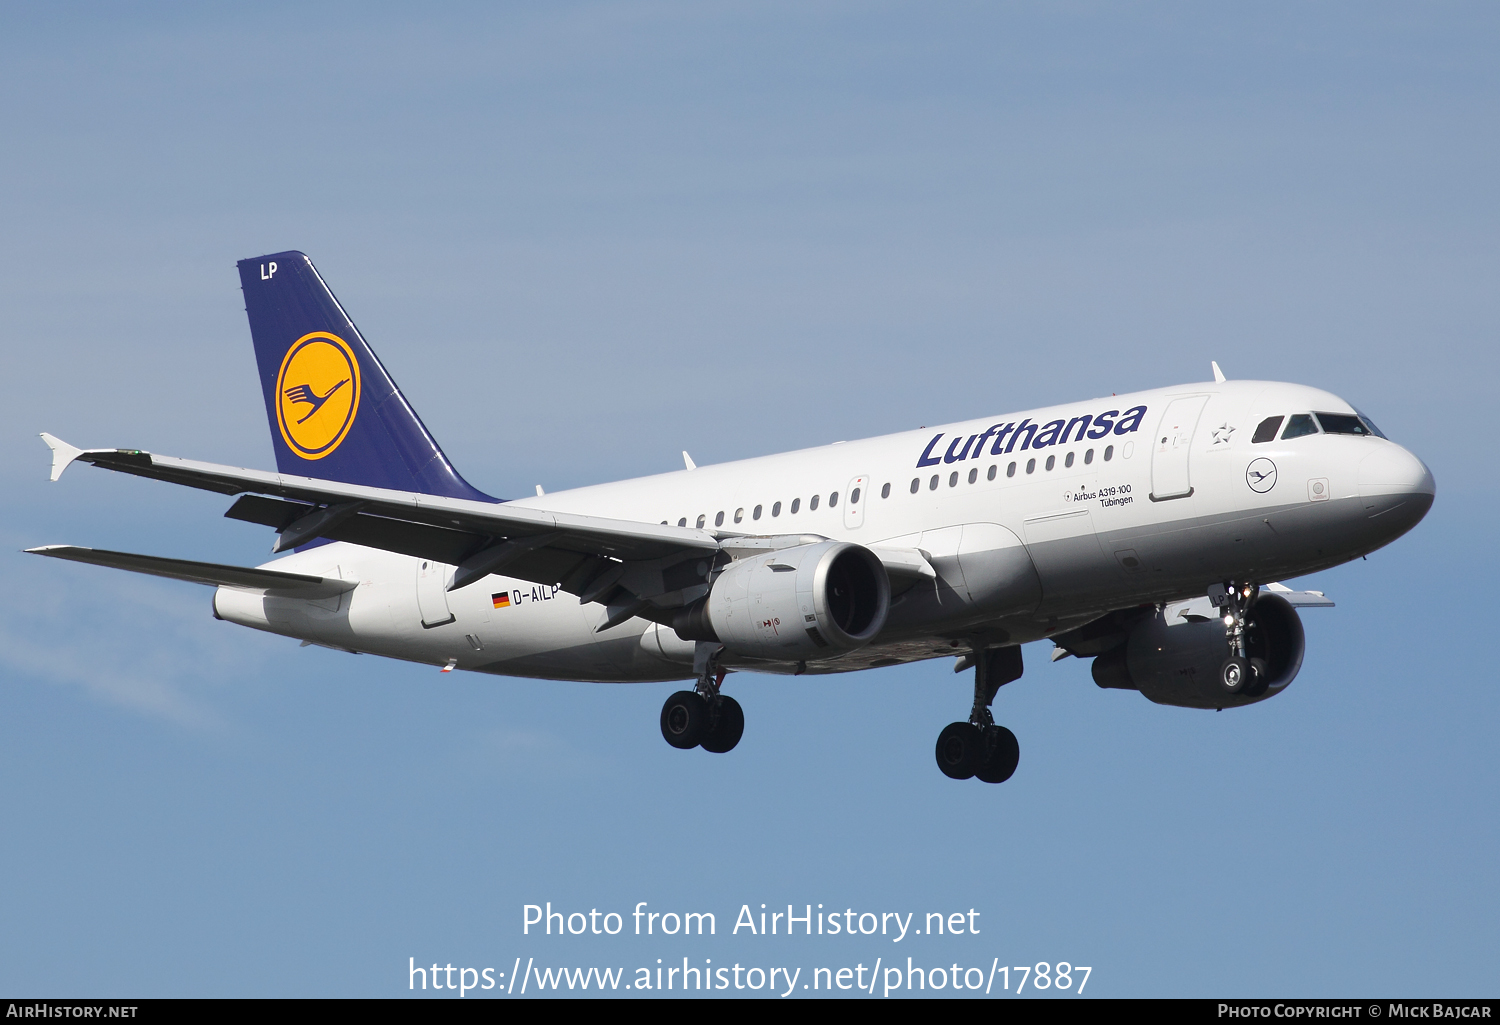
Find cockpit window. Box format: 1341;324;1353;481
1281;414;1319;440
1251;416;1284;444
1354;409;1388;439
1315;412;1373;437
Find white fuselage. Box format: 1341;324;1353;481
212;379;1434;683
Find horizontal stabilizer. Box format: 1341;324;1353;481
25;545;356;599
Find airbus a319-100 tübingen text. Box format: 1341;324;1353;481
30;252;1435;782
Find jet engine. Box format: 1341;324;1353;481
1089;593;1305;708
675;540;890;662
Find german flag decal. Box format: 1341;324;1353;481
492;592;511;609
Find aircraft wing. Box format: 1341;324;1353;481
42;434;723;615
1262;582;1335;607
26;545;356;599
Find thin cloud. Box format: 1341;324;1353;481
0;542;280;731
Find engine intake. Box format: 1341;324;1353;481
1090;592;1305;708
678;540;890;662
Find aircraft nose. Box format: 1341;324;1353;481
1359;444;1435;498
1357;443;1435;527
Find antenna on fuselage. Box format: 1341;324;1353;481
1212;361;1227;383
683;451;697;471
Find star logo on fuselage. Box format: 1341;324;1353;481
1211;423;1235;445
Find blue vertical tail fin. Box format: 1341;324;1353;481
236;251;495;502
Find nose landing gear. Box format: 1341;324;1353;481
659;642;745;754
1208;582;1268;697
935;646;1023;783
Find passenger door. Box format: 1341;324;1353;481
1150;395;1210;501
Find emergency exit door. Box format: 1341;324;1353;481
843;475;869;530
1150;395;1209;501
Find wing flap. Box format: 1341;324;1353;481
25;545;356;599
220;494;605;591
224;495;486;565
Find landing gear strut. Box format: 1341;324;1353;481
659;642;744;753
935;646;1022;783
1208;582;1266;696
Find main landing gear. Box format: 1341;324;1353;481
660;642;744;754
1207;582;1268;697
935;646;1023;784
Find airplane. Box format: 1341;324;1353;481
28;251;1436;783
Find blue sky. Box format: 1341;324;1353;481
0;2;1495;997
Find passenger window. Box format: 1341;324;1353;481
791;498;800;514
1065;451;1074;468
714;511;724;527
1084;448;1093;465
850;487;860;504
734;508;744;523
830;492;839;507
678;518;687;527
1315;412;1372;436
910;478;920;494
949;472;958;487
1281;414;1319;440
1104;445;1114;461
968;468;978;484
881;483;891;499
753;504;763;520
661;520;668;525
929;475;939;490
696;514;706;528
809;494;820;511
772;502;781;517
1007;462;1016;477
1026;458;1036;474
1251;416;1284;444
987;464;996;481
1045;455;1055;471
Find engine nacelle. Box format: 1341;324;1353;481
687;540;890;662
1091;593;1305;708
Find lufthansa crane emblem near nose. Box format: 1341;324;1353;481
1245;457;1278;493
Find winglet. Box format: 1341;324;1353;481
1211;361;1227;383
40;433;85;482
